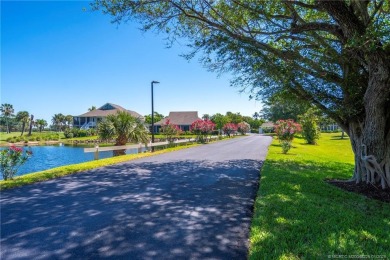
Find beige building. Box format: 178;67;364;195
154;111;201;133
73;103;144;129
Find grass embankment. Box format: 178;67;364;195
0;143;200;190
249;133;390;259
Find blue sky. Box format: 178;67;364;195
1;1;262;123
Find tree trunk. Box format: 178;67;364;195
349;121;390;189
113;136;127;156
28;115;34;136
347;52;390;190
6;118;10;134
20;123;26;136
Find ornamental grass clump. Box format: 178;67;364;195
275;119;301;154
0;146;32;180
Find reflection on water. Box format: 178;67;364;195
0;145;147;179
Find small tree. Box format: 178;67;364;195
237;122;250;135
98;111;149;156
0;146;32;180
299;108;321;145
222;123;237;137
275;120;301;154
1;103;14;134
210;113;228;135
191;119;215;143
161;119;182;143
16;111;30;136
35;119;48;132
144;111;165;125
97;120;115;143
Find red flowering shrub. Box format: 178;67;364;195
222;123;238;137
161;119;182;142
191;119;216;143
274;119;301;153
0;146;32;180
237;122;250;135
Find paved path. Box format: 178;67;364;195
1;135;272;260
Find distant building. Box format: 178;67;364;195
320;123;340;132
259;122;275;134
154;111;201;133
73;103;144;129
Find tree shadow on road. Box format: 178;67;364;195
1;159;264;260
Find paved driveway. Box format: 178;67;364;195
1;135;272;260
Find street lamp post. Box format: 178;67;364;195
151;80;159;152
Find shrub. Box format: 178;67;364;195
161;119;182;143
0;146;32;180
222;123;237;137
78;130;88;137
71;128;80;137
87;128;96;136
191;119;215;143
299;108;321;145
237;122;250;135
63;129;72;138
275;119;301;154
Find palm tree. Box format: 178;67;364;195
253;112;260;120
98;111;149;156
51;113;65;132
202;114;210;120
65;115;73;129
16;111;29;136
1;103;14;133
28;114;34;136
88;106;97;111
97;120;115;142
35;119;48;132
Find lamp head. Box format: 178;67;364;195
152;80;160;84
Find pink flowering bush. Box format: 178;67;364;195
237;122;250;135
161;119;182;143
275;119;301;154
222;123;238;137
191;119;216;143
0;146;32;180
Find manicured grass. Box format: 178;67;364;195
0;131;64;146
0;143;200;190
249;133;390;259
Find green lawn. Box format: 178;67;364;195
249;133;390;259
0;131;63;145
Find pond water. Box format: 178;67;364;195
0;145;147;179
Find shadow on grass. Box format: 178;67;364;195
330;135;350;140
250;159;390;259
1;159;264;259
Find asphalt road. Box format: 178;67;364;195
1;135;272;260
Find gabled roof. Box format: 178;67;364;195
76;103;144;120
261;122;275;128
155;111;201;125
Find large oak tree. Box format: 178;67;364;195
94;0;390;189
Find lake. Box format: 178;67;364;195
0;145;146;179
